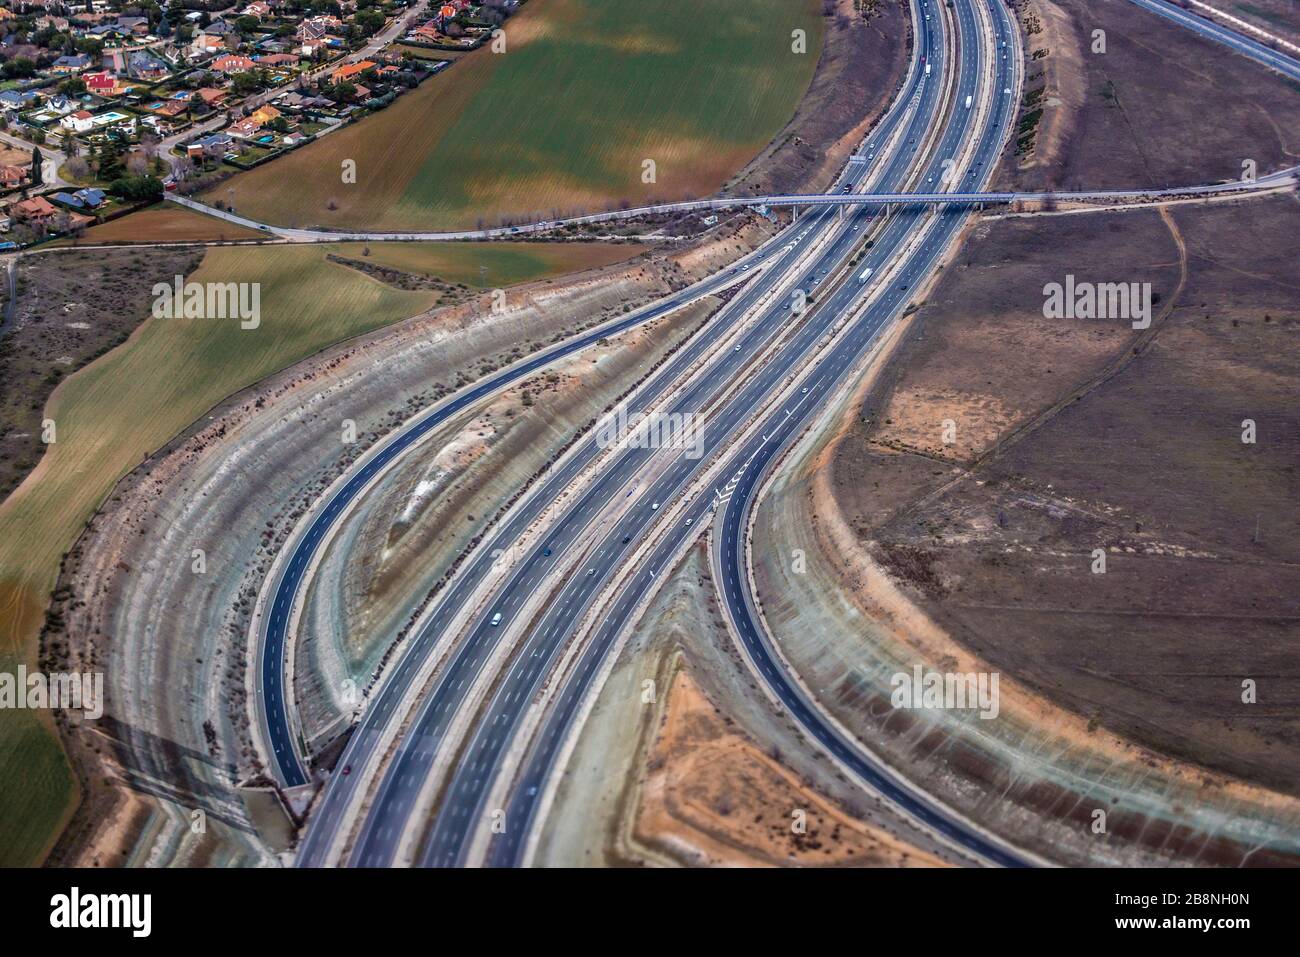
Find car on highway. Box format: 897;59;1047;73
490;612;502;627
651;502;660;510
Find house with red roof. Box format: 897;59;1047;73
212;54;257;74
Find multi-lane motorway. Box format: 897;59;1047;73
288;0;960;864
293;0;1032;868
257;0;1300;867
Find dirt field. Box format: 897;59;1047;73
830;193;1300;797
635;666;945;867
69;205;268;244
1000;0;1300;191
204;0;824;230
0;248;204;504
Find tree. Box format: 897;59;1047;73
109;174;164;201
231;71;261;96
29;146;42;186
1;57;37;80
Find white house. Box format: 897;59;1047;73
61;109;96;133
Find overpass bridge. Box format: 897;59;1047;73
166;164;1297;243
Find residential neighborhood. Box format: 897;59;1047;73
0;0;520;243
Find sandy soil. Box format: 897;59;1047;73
534;543;960;867
635;666;945;867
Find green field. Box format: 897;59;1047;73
332;240;646;286
208;0;822;230
0;239;633;864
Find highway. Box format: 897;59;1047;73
286;137;940;853
341;0;1028;869
291;0;959;865
477;0;1028;870
258;217;801;789
274;0;1300;868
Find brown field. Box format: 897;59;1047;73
634;665;944;867
830;193;1300;795
1001;0;1300;191
0;145;31;168
70;205;268;244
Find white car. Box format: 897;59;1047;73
651;502;660;511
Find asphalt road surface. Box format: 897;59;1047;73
350;0;1018;870
284;0;1297;867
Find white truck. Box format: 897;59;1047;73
858;267;873;284
965;94;973;109
925;63;932;76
